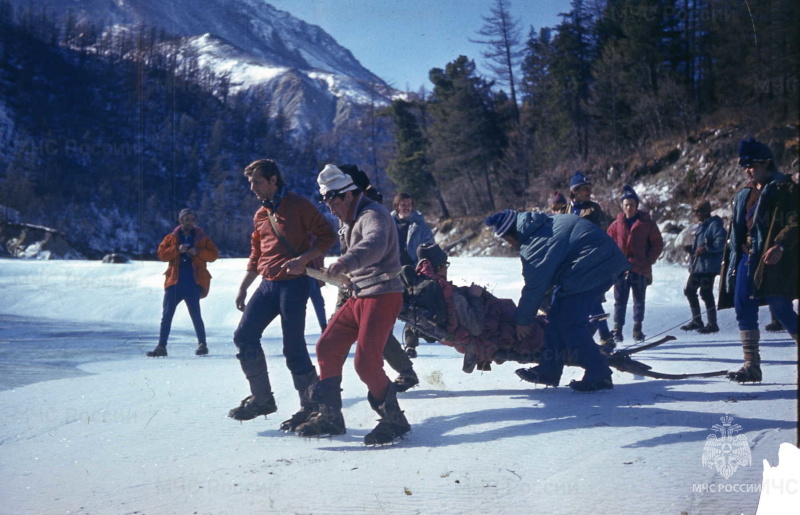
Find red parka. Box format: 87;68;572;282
607;211;664;283
158;226;219;298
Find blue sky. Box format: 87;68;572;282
269;0;573;92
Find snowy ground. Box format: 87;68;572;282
0;257;797;514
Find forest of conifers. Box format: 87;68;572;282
0;0;797;256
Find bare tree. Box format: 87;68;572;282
470;0;523;121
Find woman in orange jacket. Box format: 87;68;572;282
147;208;219;357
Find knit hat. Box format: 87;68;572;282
484;209;517;237
178;208;195;220
569;171;592;192
620;185;639;203
417;243;448;268
738;138;773;167
550;191;567;206
317;164;357;199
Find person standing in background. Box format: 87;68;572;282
391;192;435;358
680;200;726;334
147;208;218;358
607;185;664;343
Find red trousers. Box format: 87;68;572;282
316;292;403;400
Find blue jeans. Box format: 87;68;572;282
159;282;206;347
613;271;648;327
538;284;612;381
734;254;798;334
233;277;313;375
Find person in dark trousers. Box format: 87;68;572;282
607;185;664;343
680;200;727;334
295;164;411;445
567;171;614;347
338;164;420;392
148;208;218;357
391;192;435;357
228;159;336;428
485;209;631;392
719;138;798;383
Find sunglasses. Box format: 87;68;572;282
739;159;765;168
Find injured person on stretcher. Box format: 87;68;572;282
398;251;545;373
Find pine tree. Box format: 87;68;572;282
470;0;524;121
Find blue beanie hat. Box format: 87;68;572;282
484;209;517;237
738;138;773;167
620;185;639;203
569;171;592;192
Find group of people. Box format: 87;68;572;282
145;136;797;445
505;138;797;390
148;159;435;445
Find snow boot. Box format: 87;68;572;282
228;350;277;421
568;376;613;392
697;323;719;334
681;319;704;331
195;342;209;356
515;366;560;387
612;325;623;343
764;316;783;333
280;369;319;432
727;330;762;383
697;307;719;333
295;377;346;437
146;345;167;357
403;325;419;358
364;382;411;446
393;367;419;393
632;322;645;342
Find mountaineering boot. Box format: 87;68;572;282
295;377;346;437
403;325;419;359
681;319;704;331
280;369;319;432
515;366;560;387
598;341;616;356
393;367;420;393
195;342;209;356
632;322;645;342
364;382;411;445
764;316;783;333
568;376;613;392
612;324;623;343
727;330;762;383
697;322;719;334
697;307;719;333
681;300;704;331
228;350;277;420
146;345;167;357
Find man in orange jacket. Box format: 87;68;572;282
147;208;219;357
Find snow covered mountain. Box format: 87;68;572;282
13;0;399;134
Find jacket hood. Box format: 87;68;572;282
516;211;552;243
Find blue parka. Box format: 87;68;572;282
515;212;632;325
688;215;726;275
391;209;435;266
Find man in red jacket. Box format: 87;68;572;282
607;186;664;343
147;208;219;357
228;159;336;428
